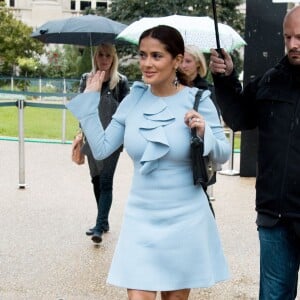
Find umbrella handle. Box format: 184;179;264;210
214;48;225;77
212;0;221;49
215;48;225;59
212;0;225;76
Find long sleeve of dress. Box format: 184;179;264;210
67;82;147;160
197;89;231;164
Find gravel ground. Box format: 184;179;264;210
0;140;299;300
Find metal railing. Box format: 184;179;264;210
0;76;240;188
0;79;79;188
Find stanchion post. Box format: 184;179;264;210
17;98;26;188
219;129;239;176
61;78;67;143
11;76;14;91
39;77;42;101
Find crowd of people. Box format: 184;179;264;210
67;5;300;300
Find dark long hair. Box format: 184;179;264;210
139;25;189;86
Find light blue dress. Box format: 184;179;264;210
67;82;231;291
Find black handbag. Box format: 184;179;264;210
190;90;214;188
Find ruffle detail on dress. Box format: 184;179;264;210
139;100;175;174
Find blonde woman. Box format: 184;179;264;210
79;43;129;244
181;45;207;83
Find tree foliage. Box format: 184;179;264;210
0;3;44;75
105;0;244;33
37;45;90;79
76;47;93;75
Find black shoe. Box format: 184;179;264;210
102;225;110;233
91;231;103;243
85;227;95;236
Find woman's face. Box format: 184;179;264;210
95;47;114;71
180;52;198;81
139;36;181;92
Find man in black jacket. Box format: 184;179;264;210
210;6;300;300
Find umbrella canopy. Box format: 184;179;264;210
31;14;127;46
117;15;246;53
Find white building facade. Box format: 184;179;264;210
2;0;111;28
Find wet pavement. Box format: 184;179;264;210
0;140;298;299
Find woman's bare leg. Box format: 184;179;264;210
161;289;190;300
127;289;157;300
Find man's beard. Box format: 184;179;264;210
288;49;300;66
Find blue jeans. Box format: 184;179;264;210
258;222;300;300
91;150;120;232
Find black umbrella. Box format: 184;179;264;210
31;14;127;46
31;14;127;69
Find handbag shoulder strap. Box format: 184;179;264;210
191;89;204;138
192;89;215;217
193;89;204;111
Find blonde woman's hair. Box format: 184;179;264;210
185;45;207;78
93;43;120;90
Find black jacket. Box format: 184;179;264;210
213;56;300;224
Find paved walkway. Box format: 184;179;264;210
0;140;298;299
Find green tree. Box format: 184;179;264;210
62;45;92;78
0;3;44;75
106;0;244;32
76;47;93;75
17;57;39;77
39;45;92;79
40;47;68;78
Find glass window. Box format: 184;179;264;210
96;2;107;9
80;1;91;10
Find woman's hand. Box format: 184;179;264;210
184;110;205;138
84;70;105;93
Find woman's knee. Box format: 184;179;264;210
161;289;190;300
127;289;156;300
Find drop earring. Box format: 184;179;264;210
173;69;179;89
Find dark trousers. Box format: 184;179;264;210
258;222;300;300
91;150;121;232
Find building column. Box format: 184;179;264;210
75;0;80;11
31;0;61;28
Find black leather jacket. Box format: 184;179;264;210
213;56;300;223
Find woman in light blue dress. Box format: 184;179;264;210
67;25;231;300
